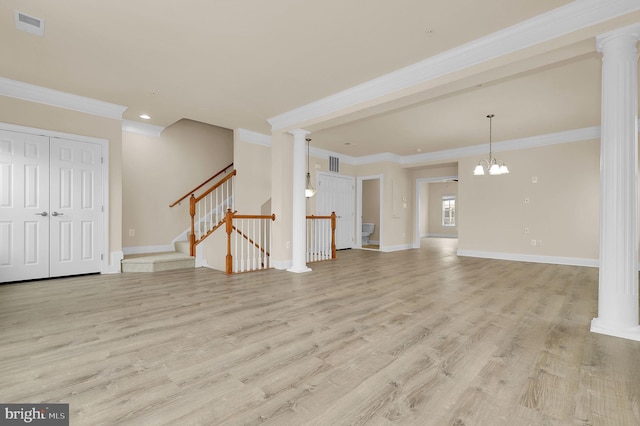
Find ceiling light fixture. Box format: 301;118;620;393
473;114;510;176
139;114;151;120
305;138;316;198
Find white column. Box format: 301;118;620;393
591;24;640;341
287;129;312;273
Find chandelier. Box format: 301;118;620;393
473;114;510;176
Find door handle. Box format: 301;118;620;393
34;211;48;216
51;212;64;217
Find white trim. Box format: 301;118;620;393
456;249;599;268
267;0;640;131
591;319;640;342
427;234;458;239
236;128;272;146
122;120;164;137
122;245;174;256
380;244;413;253
0;77;127;120
106;251;124;274
0;121;113;275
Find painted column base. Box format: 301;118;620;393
287;266;312;274
591;318;640;342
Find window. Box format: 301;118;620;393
442;195;456;227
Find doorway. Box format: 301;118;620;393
414;175;458;247
357;175;383;250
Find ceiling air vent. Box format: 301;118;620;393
15;11;45;36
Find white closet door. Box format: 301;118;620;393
49;138;103;278
0;130;50;282
317;173;355;250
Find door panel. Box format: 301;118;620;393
317;173;355;250
0;130;50;282
49;138;103;278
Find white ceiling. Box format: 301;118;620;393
2;0;639;159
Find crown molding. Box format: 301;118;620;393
267;0;640;131
0;77;127;120
236;125;601;167
236;128;272;147
400;126;601;166
122;120;164;137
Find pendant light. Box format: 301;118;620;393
473;114;510;176
305;138;316;198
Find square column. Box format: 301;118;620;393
591;24;640;341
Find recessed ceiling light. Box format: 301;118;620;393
139;114;151;120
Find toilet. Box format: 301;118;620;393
362;223;375;245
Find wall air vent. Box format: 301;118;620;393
15;11;45;36
329;156;339;173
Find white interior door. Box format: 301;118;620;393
0;131;103;282
49;138;103;278
317;173;355;250
0;130;50;282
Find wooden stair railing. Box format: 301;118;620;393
225;209;276;274
189;170;237;255
169;162;233;208
306;212;337;262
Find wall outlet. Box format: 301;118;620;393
524;197;530;204
129;229;135;237
532;176;538;184
531;239;537;246
524;227;530;234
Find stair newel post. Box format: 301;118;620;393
225;209;234;274
330;211;337;259
189;194;196;256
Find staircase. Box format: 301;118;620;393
121;164;234;273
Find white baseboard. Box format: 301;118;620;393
381;244;414;253
104;251;124;274
122;244;174;255
427;234;458;238
456;249;598;268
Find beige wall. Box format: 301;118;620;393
237;135;601;265
0;95;123;263
458;139;600;261
362;179;380;242
122;119;233;249
270;132;294;265
234;133;272;214
428;181;458;237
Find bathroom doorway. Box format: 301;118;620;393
357;175;383;250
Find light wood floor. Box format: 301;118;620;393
1;238;639;425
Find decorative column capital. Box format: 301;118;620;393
288;129;310;139
596;23;640;53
